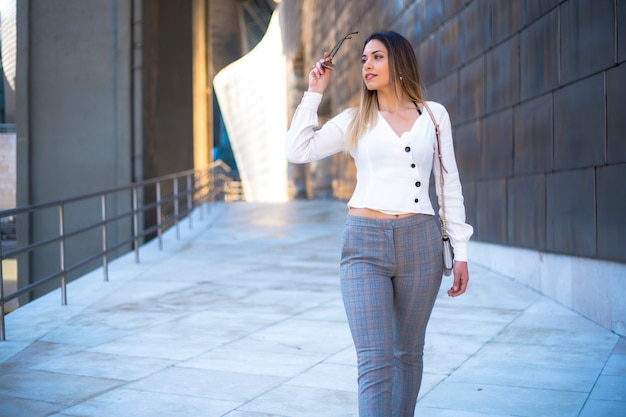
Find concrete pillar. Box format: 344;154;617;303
15;0;134;300
192;0;212;169
14;0;198;301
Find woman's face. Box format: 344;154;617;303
361;39;390;91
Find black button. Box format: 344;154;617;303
414;198;419;203
405;146;411;152
415;181;421;187
411;163;416;168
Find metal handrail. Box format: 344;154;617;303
0;124;16;133
0;160;241;340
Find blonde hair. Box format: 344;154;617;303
346;31;425;149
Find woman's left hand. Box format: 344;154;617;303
447;261;469;297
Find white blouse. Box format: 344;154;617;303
285;91;473;261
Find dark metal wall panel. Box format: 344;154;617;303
486;36;520;112
409;1;426;42
546;168;596;257
597;164;626;261
462;180;478;240
428;71;458;122
280;0;626;263
460;0;490;64
554;73;605;170
394;4;417;45
519;9;559;101
475;179;507;243
617;0;626;62
438;17;461;79
417;35;437;86
455;120;481;181
491;0;523;44
508;174;546;250
380;0;401;28
513;93;553;175
524;0;559;25
561;0;616;84
607;64;626;164
481;109;513;179
423;0;445;36
458;56;485;122
443;0;465;20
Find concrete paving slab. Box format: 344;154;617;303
126;366;286;403
53;388;240;417
0;393;65;417
416;381;588;416
604;353;626;376
0;368;123;405
30;350;175;381
447;359;600;392
286;362;357;392
471;342;614;370
589;375;626;401
180;344;327;377
235;384;357;417
0;201;623;417
578;399;626;417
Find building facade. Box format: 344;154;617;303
11;0;273;300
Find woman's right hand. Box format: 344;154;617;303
308;52;332;94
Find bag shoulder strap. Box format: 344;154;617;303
421;102;446;174
421;102;449;238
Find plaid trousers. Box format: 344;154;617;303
340;214;443;417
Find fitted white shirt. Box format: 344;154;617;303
285;91;473;261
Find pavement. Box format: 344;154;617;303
0;200;624;417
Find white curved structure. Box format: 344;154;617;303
213;10;287;202
1;0;16;91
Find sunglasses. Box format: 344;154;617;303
321;31;359;70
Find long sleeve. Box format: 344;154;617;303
431;105;474;262
285;92;351;163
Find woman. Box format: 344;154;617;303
285;31;473;416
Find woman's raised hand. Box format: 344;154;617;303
308;52;332;94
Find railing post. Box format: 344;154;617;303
0;236;5;341
198;171;204;221
207;166;213;214
156;182;163;250
133;186;140;263
206;169;211;210
101;194;109;282
59;204;67;305
173;178;180;239
186;174;193;229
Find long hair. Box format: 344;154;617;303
346;31;425;149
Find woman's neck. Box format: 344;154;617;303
377;90;415;114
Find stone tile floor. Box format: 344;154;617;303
0;201;624;417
